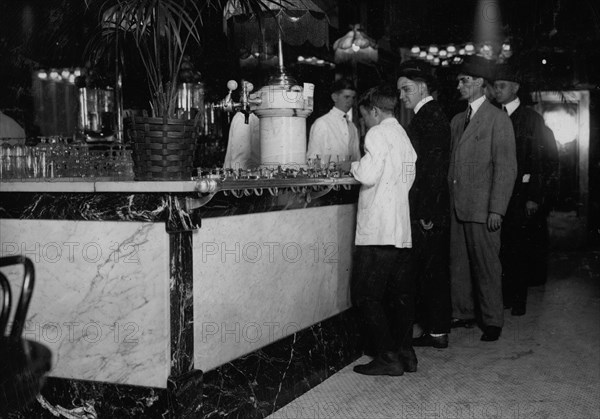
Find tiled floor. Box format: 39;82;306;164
268;250;600;419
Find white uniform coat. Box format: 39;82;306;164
307;107;361;162
223;112;260;170
351;117;417;248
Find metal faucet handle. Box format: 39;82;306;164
242;81;254;93
226;80;238;91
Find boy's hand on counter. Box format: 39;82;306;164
336;160;352;173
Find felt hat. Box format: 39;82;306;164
459;55;494;81
494;63;522;83
398;60;437;91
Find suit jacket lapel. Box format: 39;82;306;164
459;100;492;143
459;110;479;143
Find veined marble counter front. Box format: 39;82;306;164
0;219;171;388
193;204;356;371
0;182;360;417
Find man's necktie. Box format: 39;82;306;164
344;114;353;138
502;105;508;113
463;105;472;131
344;114;354;157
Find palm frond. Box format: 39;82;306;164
84;0;246;117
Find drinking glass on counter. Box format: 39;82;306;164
335;155;353;174
0;137;134;180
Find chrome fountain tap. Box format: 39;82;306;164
211;80;262;124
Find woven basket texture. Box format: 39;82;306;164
130;116;198;180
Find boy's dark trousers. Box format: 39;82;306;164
351;245;415;356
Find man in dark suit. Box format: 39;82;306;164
493;64;559;316
397;61;452;348
448;55;517;342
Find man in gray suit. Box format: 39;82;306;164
448;55;517;342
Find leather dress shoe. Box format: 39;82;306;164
480;326;502;341
413;334;449;349
353;351;404;376
511;305;526;316
399;350;418;373
450;318;476;329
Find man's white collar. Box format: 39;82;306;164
414;96;434;114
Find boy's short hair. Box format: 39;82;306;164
357;84;398;113
331;78;356;94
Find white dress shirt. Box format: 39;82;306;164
307;107;361;162
468;95;486;117
503;97;520;116
223;112;261;170
351;117;417;248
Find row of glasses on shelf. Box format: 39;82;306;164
196;154;354;181
0;137;134;180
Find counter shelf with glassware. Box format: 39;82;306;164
0;175;360;417
0;138;134;181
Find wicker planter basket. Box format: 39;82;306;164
129;116;198;180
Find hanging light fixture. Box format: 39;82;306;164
333;24;378;65
224;0;329;87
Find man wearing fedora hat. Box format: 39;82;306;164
493;63;559;316
397;60;452;349
448;55;517;342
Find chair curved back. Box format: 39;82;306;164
0;255;35;339
0;255;51;415
0;271;12;336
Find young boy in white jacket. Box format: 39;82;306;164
351;84;418;376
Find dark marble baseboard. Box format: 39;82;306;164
6;309;361;419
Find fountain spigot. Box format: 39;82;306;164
211;80;262;124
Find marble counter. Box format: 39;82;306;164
0;176;359;194
0;179;198;193
1;183;362;418
193;204;355;372
0;219;171;388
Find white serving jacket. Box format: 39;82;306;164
223;112;261;170
351;117;417;248
306;107;361;162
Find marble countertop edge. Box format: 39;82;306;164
0;177;359;193
0;179;199;193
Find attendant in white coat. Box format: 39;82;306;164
351;84;417;377
307;79;361;163
223;111;260;170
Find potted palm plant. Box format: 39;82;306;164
84;0;273;180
